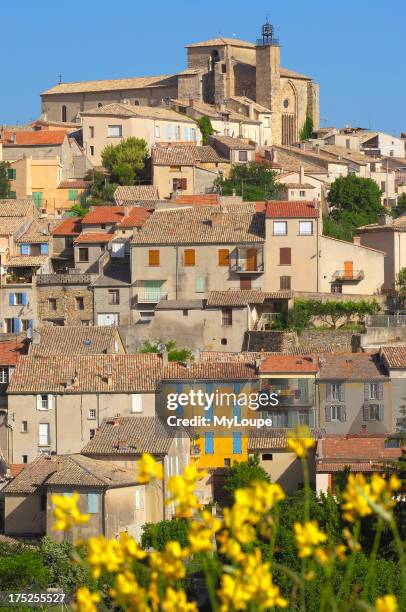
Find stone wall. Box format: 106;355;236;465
37;285;93;326
244;330;360;353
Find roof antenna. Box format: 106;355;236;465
58;74;62;84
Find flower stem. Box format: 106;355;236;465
337;521;361;602
361;517;383;602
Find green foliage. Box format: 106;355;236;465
214;162;284;201
392;193;406;219
141;519;189;551
224;453;270;503
38;538;93;591
110;161;136;185
322;215;355;242
281;298;381;331
84;170;117;204
0;544;49;590
325;175;385;241
69;203;88;217
101;137;148;183
197;116;214;144
396;267;406;296
139;339;193;363
0;161;11;198
299;114;314;141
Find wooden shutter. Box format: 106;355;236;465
280;247;291;265
363;404;369;421
339;384;345;402
240;277;251;289
326;384;332;401
205;432;214;454
87;493;99;514
324;406;331;422
378;405;384;421
9;293;14;306
233;432;242;454
184;249;195;266
148;249;160;266
378;384;383;400
364;384;370;400
341;406;347;422
196;277;206;292
344;261;353;279
218;249;229;266
246;248;257;271
280;276;291;290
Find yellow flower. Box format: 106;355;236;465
188;510;221;553
375;594;398;612
294;521;328;558
314;547;330;565
138;453;163;483
74;587;100;612
335;544;347;561
217;530;245;562
150;541;189;583
86;535;125;578
235;481;285;520
287;424;315;458
51;492;89;531
342;473;400;523
167;462;207;518
162;587;198;612
110;570;148;609
119;531;146;561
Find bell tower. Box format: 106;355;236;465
255;19;282;145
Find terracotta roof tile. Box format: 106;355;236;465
207;290;291;307
52;217;82;236
30;326;121;356
316;434;402;472
211;135;256;150
175;194;219;205
0;340;27;366
75;232;114;244
117;207;151;228
319;352;388;380
259;354;319;374
82;102;195;123
0;199;35;217
2;130;66;146
152;145;226;166
43;75;177;95
5;255;48;267
381;346;406;368
162;362;257;380
265;200;320;218
15;220;54;243
58;180;90;189
82;206;125;225
248;428;324;451
114;185;159;203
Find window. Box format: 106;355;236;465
88;409;96;420
182;309;188;317
7;168;16;180
37;395;51;410
221;308;233;326
273;221;287;235
90;429;96;439
97;102;102;108
280;276;291;290
38;423;50;446
32;191;43;208
224;458;231;467
49;298;57;311
204;432;214;454
82;320;90;326
169;165;182;172
233;431;242;454
65;236;74;249
299;190;306;197
107;125;122;137
166;124;172;141
21;319;33;332
365;383;381;400
0;367;9;383
238;150;248;162
148;249;160;266
90;146;94;156
221;338;228;345
195;277;206;293
173;178;187;191
299;221;313;235
155;125;161;138
61;105;67;122
381;181;386;191
40;243;49;255
75;296;85;310
5;318;20;333
78;247;89;262
68;189;78;201
333;405;344;422
22;455;28;464
175;126;181;140
363;404;383;421
21;421;28;433
132;394;143;413
184;249;195;266
9;292;26;306
218;249;229;267
87;493;99;514
191;128;196;141
279;248;291;265
108;289;120;305
262;453;273;461
89;126;94;138
221;63;227;74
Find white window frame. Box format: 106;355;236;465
107;125;122;138
368;383;379;400
88;409;96;420
273;221;287;236
0;367;9;383
331;405;342;422
37;394;52;410
331;383;341;401
155;125;161;139
38;423;50;446
299;220;313;236
131;394;143;413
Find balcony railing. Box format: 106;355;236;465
332;270;364;282
138;291;168;303
230;248;264;274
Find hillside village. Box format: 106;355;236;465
0;19;405;545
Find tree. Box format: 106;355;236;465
392;193;406;219
326;175;385;240
0;162;11;198
84;170;117;204
69;203;88;217
111;161;136;185
139;339;193;363
197;116;214;144
214;162;284;201
224;453;270;502
299;114;314;141
101;137;148;184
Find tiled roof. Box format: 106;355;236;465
319;352;388;380
2;130;66;146
316;461;386;473
58;180;90;189
0;340;27;366
230;96;272;114
3;455;138;493
15;220;54;243
319;145;376;165
357;217;406;233
248;428;324;451
114;185;159;203
207;290;291;307
381;346;406;368
9;464;25;478
82;206;125;225
171;99;259;124
283;183;316;189
82;416;175;456
42;74;177;95
75;232;114;244
279;67;312;80
52;217;82;236
152;145;227;166
175;194;220;206
5;255;48;267
0;199;34;217
162;362;257;380
30;326;120;356
82;102;196;123
8;354;162;394
265;200;320;218
186;37;256;48
211;135;256;150
131;205;264;245
155;299;205;310
259;354;319;374
0;218;27;235
316;435;402;472
117;207;151;228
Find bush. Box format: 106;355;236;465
141;519;189;551
0;545;49;590
224;453;270;504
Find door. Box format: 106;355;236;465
246;249;257;272
97;313;119;326
344;261;353;279
144;281;163;302
240;277;252;290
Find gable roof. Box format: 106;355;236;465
131;205;264;245
319;352;388;380
0;199;35;217
42;74;177;95
82;416;176;456
186;37;255;49
248;428;324;451
82;102;196;123
75;232;114;244
207;289;291;307
316;434;401;472
52;217;82;236
259;354;319;374
152;145;227;166
114;185;159;203
8;354;162;394
0;340;27;366
265;200;320;219
29;326;121;356
117;207;152;228
162;361;257;380
381;346;406;369
211;135;256;150
81;206;125;225
2;130;66;147
15;220;54;244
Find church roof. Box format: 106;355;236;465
186;37;256;49
42;74;177;95
280;67;312;81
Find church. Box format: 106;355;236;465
41;20;319;146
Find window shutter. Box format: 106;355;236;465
9;293;14;306
341;406;347;422
324;406;331;422
233;431;242;454
363;404;369;421
204;432;214;454
378;384;383;400
148;250;160;266
40;243;49;255
218;249;229;267
326;384;332;401
205;383;214;421
280;247;291;265
21;244;30;255
339;384;345;402
196;277;206;293
184;249;195;266
175;383;184;417
48;395;53;410
36;395;42;410
132;394;142;413
364;384;370;400
87;493;99;514
14;318;20;333
378;405;384;422
233;383;241;421
21;293;27;306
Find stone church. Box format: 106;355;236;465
41;21;319;146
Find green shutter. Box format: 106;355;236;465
32;192;43;208
68;189;78;201
7;168;16;180
8;191;16;199
144;280;163;301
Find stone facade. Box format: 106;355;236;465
36;274;93;326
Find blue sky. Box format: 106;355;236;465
1;0;405;135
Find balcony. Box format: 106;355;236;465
230;247;264;274
332;270;364;282
260;378;315;408
137;290;168;304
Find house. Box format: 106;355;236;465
92;255;132;327
151;144;229;199
49;216;82;270
2;454;143;540
6;353;162;464
380;346;406;433
81;103;201;166
0;199;37;260
28;326;125;356
209;135;256;164
0;339;27;457
36;272;94;327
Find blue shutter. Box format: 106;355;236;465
13;318;20;333
204;432;214;454
206;383;213;421
166;124;172;141
40;243;49;255
27;319;33;330
233;431;242;454
21;293;27;306
9;293;14;306
196;277;205;293
87;493;99;513
21;244;30;255
175;383;184;417
233;383;241;421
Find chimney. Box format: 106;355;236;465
315;144;320;154
248;102;254;119
124;205;129;217
378;214;393;226
32;329;41;345
353;236;361;246
210;211;223;227
113;414;120;428
300;166;305;184
11;132;17;144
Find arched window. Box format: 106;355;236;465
61;105;67;122
97;102;102;108
134;100;140;106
